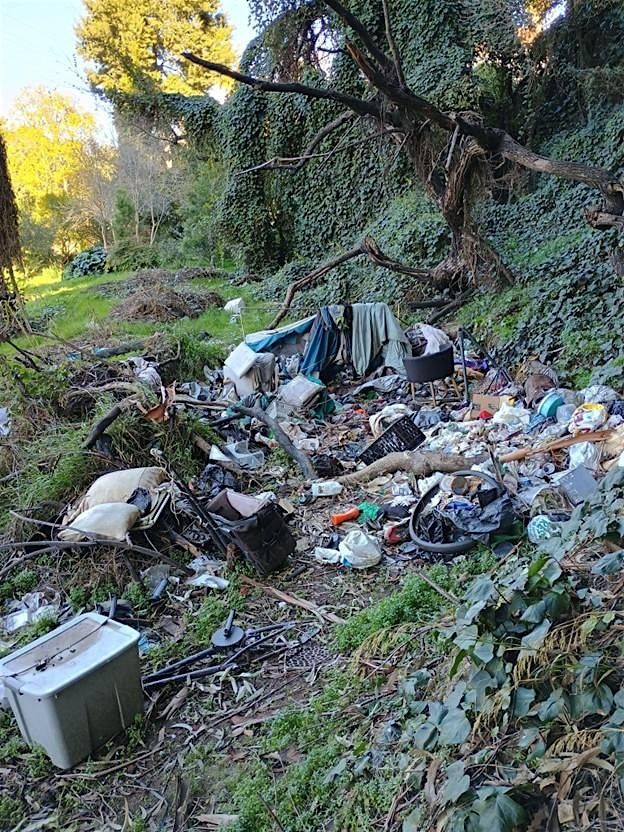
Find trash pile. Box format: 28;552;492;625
2;297;624;773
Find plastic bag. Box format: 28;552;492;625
338;530;382;568
59;503;140;542
568;403;608;435
314;531;382;568
419;324;452;355
581;385;619;404
224;297;245;315
0;407;10;438
369;404;411;438
492;400;531;428
568;441;600;471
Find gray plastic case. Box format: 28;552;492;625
0;612;144;769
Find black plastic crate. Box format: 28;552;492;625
357;415;426;465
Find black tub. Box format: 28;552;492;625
403;346;454;383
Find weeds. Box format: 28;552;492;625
335;549;496;653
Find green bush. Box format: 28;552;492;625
106;239;161;272
63;245;108;279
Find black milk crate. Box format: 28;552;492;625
357;415;426;465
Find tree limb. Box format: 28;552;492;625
323;0;392;71
381;0;406;87
238;110;357;173
337;449;480;486
585;208;624;230
456;117;624;214
231;403;316;480
182;52;398;125
268;236;433;329
82;396;137;450
0;537;191;581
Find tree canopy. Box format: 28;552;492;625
3;88;104;265
76;0;237;98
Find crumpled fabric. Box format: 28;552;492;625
351;303;410;376
442;494;515;537
300;307;342;375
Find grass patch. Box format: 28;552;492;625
227;671;400;832
335;549;496;653
4;266;272;359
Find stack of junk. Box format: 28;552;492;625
3;297;624;770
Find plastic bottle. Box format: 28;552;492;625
330;506;360;526
311;480;343;497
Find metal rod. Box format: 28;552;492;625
223;609;235;638
143;628;286;689
458;327;470;405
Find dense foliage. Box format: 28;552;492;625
63;244;108;279
76;0;236;97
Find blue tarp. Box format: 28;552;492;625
245;316;315;354
300;308;341;375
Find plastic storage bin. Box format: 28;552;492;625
0;612;143;769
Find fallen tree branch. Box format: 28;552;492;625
428;290;475;324
240;575;345;624
232;403;316;480
82;396;137;450
585;208;624;230
65;381;145;401
498;429;612;463
268;235;432;329
0;537;191;581
416;570;459;604
338;449;477;485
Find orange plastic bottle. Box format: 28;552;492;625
330;506;361;526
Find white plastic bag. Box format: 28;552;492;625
568;441;600;471
492;401;531;428
338;530;382;569
59;503;140;542
369;404;411;438
419;324;452;355
224;297;245;315
581;385;618;404
0;407;10;438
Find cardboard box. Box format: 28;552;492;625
471;393;505;418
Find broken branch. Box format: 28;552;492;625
231;403;316;480
268;236;432;329
82;396;136;450
240;575;345;624
338;449;476;485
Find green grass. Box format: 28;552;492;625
5;266;272;358
335;548;497;653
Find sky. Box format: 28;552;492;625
0;0;254;131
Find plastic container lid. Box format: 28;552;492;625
0;613;140;698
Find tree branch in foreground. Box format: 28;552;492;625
182;52;399;126
268;236;434;330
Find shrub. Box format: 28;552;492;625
106;239;161;272
63;245;107;279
